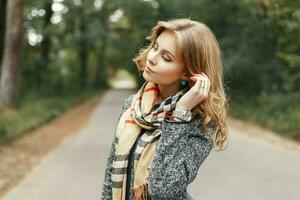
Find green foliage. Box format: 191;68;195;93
1;0;299;140
0;121;7;138
0;90;100;144
230;92;300;140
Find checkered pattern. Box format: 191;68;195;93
111;81;190;200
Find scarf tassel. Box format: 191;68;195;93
133;183;153;200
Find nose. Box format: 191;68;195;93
147;50;158;66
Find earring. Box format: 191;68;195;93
180;79;188;88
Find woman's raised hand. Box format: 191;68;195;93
176;72;211;111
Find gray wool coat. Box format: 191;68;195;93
100;94;213;200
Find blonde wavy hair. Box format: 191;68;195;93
133;18;229;151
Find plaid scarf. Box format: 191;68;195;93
111;81;194;200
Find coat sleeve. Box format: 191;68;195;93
148;117;213;200
100;94;134;200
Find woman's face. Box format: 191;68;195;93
143;30;185;86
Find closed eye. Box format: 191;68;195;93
162;55;172;62
152;44;172;62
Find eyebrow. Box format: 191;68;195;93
154;41;176;60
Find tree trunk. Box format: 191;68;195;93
0;0;7;66
79;43;88;88
94;37;108;88
93;1;110;89
0;0;26;108
94;21;109;89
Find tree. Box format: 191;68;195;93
0;0;7;65
35;1;53;87
0;0;26;108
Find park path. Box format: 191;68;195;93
2;89;300;200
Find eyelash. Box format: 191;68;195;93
152;45;172;62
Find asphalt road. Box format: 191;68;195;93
2;89;300;200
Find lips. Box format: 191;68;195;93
145;65;155;73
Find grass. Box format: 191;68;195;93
0;89;102;144
229;92;300;141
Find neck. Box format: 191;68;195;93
157;82;181;100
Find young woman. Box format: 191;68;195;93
101;18;228;200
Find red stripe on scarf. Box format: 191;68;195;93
133;183;152;200
166;111;172;116
136;86;159;109
125;119;137;124
144;87;158;93
152;111;172;116
145;86;158;107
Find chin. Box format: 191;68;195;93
142;71;152;82
142;71;164;85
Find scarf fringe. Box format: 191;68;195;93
133;183;152;200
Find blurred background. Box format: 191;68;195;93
0;0;299;199
1;0;299;143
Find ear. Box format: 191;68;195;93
180;74;189;80
180;67;190;79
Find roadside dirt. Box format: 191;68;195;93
228;116;300;155
0;93;104;198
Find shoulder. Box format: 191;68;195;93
122;94;134;109
119;94;135;116
123;94;134;107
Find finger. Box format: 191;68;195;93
192;75;204;90
202;73;210;85
192;74;210;93
190;76;197;82
192;74;206;82
193;76;202;90
190;75;201;83
195;74;206;84
198;74;210;89
197;73;209;83
193;73;204;78
200;79;206;92
195;75;208;85
197;79;205;91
